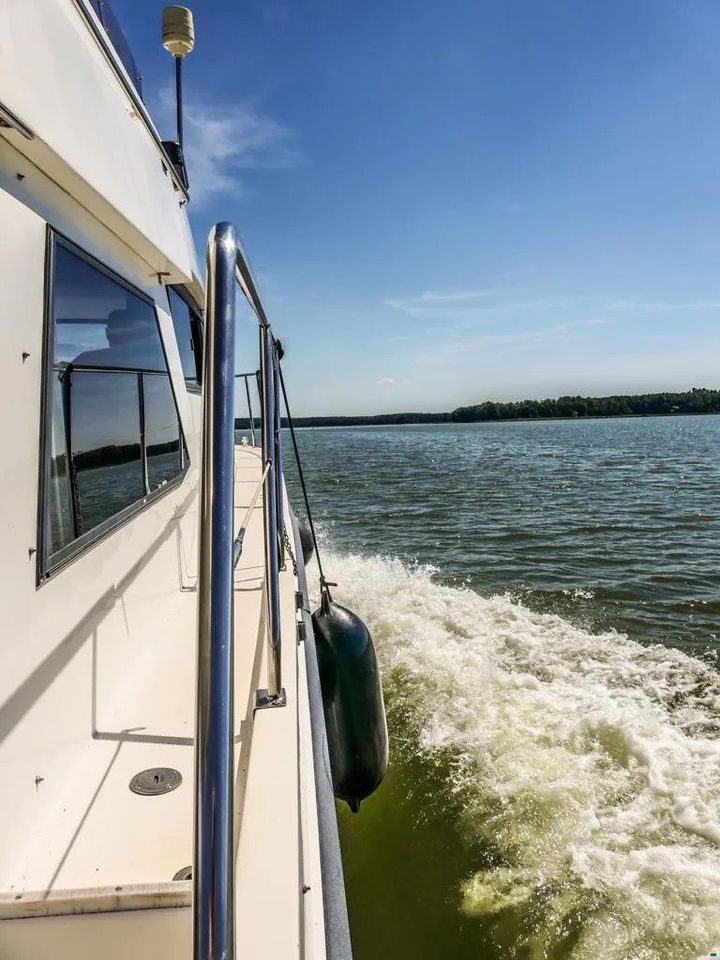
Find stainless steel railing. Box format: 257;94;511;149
232;459;270;567
258;322;284;705
195;221;237;960
195;223;286;960
272;347;286;569
234;238;284;704
234;370;258;446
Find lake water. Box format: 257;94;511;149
280;415;720;960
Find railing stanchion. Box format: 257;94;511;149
258;323;284;705
244;374;256;446
234;372;259;446
272;342;285;568
194;222;237;960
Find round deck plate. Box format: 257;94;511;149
129;767;182;796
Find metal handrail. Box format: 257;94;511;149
272;345;285;569
234;371;258;446
258;323;284;705
234;241;271;330
194;224;287;960
232;238;284;704
233;460;270;566
71;0;190;201
194;222;237;960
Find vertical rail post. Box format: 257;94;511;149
194;222;237;960
258;323;284;705
244;374;256;447
272;343;285;569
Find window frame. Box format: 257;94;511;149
37;228;190;583
167;285;204;393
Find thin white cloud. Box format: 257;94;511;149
383;289;497;315
376;376;398;386
157;86;299;205
406;310;639;366
408;323;571;365
607;298;720;312
410;289;497;304
384;287;720;328
496;323;569;346
383;283;572;322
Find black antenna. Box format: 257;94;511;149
161;6;195;191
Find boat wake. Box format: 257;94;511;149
314;547;720;960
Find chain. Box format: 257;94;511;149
283;528;297;576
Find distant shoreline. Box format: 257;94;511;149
235;410;720;430
235;388;720;429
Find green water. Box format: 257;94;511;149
280;417;720;960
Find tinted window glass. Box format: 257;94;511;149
144;374;183;489
71;372;144;534
43;239;187;572
168;288;202;389
47;380;75;555
54;245;165;372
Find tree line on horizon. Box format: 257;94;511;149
234;387;720;429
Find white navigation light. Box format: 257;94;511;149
162;6;195;58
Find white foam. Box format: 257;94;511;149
313;548;720;959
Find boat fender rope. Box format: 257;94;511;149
275;346;334;600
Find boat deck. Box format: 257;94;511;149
0;446;324;958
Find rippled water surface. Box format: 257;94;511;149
280;417;720;960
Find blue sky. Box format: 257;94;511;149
114;0;720;415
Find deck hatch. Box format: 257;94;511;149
129;767;183;796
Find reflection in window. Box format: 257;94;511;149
53;244;165;371
71;372;144;534
43;238;188;572
144;374;182;490
47;379;75;555
168;288;203;389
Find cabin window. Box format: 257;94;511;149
168;288;203;390
40;235;188;577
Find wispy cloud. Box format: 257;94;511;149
157;87;299;205
384;286;720;328
383;289;497;316
406;313;625;366
376;376;398;386
608;298;720;312
384;290;562;324
412;323;571;364
403;289;497;305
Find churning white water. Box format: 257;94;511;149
316;547;720;960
